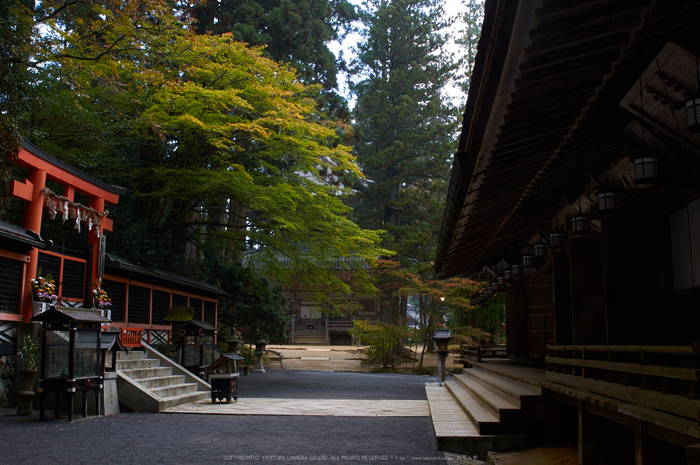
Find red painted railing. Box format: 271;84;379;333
121;329;143;348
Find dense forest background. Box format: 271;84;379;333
0;0;501;344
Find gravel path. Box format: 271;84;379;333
239;368;434;400
0;370;463;465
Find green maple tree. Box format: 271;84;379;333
8;0;390;333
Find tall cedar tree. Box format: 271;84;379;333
0;0;35;210
184;0;357;119
349;0;458;270
455;0;484;94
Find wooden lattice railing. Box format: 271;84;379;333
327;321;353;332
460;344;508;365
120;329;143;348
546;344;700;421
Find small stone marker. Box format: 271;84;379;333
102;372;120;416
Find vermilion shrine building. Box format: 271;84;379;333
0;142;222;406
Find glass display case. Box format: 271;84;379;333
45;330;70;379
31;306;110;421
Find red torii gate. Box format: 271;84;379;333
10;142;125;321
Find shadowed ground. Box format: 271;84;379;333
0;370;477;465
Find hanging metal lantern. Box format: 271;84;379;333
470;298;476;306
570;212;591;235
534;241;548;257
549;229;567;249
512;264;523;276
634;157;659;184
598;191;618;212
497;275;506;286
522;254;535;267
686;97;700;133
491;282;500;292
503;269;513;281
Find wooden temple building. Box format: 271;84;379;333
245;251;381;345
435;0;700;463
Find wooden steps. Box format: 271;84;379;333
291;330;326;345
445;380;501;434
461;366;541;408
427;366;546;458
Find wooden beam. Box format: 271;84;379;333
545;356;700;382
10;179;33;201
547;371;700;421
547;344;696;355
0;250;30;263
103;274;219;303
15;147;121;204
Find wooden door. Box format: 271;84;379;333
526;274;555;359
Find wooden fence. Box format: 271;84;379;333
460;344;508;365
120;329;144;348
546;344;700;422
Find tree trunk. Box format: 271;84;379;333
419;313;434;367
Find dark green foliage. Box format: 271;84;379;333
0;0;33;212
449;289;505;345
3;1;389;339
350;319;412;369
208;258;291;344
187;0;356;90
455;0;484;94
154;341;178;360
0;355;17;408
185;0;356;118
349;0;459;271
0;0;34;116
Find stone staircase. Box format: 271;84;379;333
291;329;326;345
116;344;210;412
427;365;546;458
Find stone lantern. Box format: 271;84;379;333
432;329;453;384
252;337;267;373
227;333;243;354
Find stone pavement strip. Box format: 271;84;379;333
425;384;479;437
164;398;430;417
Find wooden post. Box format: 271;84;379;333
545;399;561;445
68;329;76;422
578;402;598;465
634;420;650;465
39;327;47;421
686;443;700;465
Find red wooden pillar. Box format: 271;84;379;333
22;168;47;321
63;185;74;202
